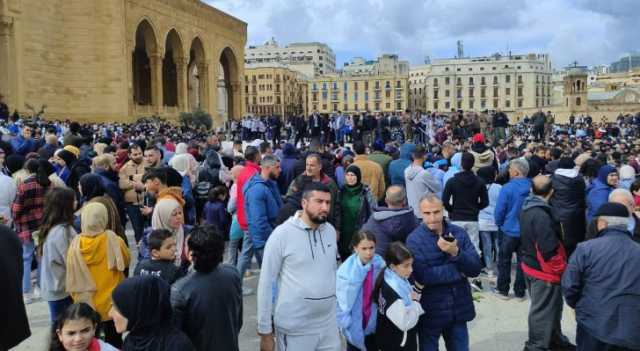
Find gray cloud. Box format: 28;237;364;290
205;0;640;68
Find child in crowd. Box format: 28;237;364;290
375;242;424;351
133;229;183;284
49;303;118;351
477;165;502;278
203;185;230;235
337;231;385;351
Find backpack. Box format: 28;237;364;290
194;164;220;200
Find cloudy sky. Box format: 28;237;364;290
205;0;639;70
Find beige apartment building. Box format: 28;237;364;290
421;53;553;113
408;64;432;112
308;75;408;114
244;64;308;117
245;38;336;77
0;0;246;124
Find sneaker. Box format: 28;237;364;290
32;286;41;301
23;294;33;305
471;279;483;292
491;288;511;301
242;287;255;296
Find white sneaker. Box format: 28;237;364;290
32;286;41;300
23;294;33;305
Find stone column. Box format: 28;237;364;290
197;63;209;112
0;16;13;106
149;53;163;114
175;57;188;112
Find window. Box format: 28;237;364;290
457;100;462;109
457;77;462;86
375;102;380;111
517;99;523;108
333;103;338;112
343;92;348;100
344;103;348;111
332;92;338;100
322;103;327;110
312;83;317;91
396;101;402;110
312;92;318;101
506;75;511;83
354;82;358;90
445;90;450;97
493;87;499;97
365;92;369;101
375;91;381;100
518;87;523;97
576;97;581;106
445;67;450;72
445;101;450;109
396;90;402;99
354;92;358;101
385;81;391;89
493;76;498;85
481;77;486;85
396;80;401;88
469;77;474;85
433;89;439;99
365;81;369;90
333;82;338;90
386;102;391;109
469;100;474;109
375;81;380;89
445;77;450;85
481;87;486;98
386;90;391;98
434;101;438;110
506;88;511;96
505;100;511;108
322;91;328;100
344;81;348;91
322;83;327;90
457;68;461;72
518;75;523;84
457;88;462;99
493;99;498;108
469;88;474;98
276;96;281;104
481;100;486;108
354;103;358;111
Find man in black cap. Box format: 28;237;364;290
562;202;640;351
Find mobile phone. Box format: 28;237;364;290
443;232;455;242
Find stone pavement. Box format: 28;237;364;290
13;229;577;350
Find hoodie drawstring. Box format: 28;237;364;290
317;228;326;255
306;229;315;260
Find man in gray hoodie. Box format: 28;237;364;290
257;182;340;351
405;145;442;218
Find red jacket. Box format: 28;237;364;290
236;161;260;230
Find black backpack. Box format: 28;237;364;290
194;164;220;200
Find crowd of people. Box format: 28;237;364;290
0;107;639;351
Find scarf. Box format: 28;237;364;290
112;276;184;351
384;268;413;306
362;266;374;329
151;198;185;266
66;202;126;306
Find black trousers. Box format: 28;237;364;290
524;275;571;351
577;324;636;351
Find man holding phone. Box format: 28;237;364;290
406;193;483;351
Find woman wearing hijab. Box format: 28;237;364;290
76;174;128;247
174;142;198;179
65;202;130;348
109;276;194;351
170;154;196;225
138;197;187;268
338;165;377;260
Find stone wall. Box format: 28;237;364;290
1;0;246;125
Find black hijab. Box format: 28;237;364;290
79;173;104;202
111;276;193;351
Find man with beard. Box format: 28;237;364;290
242;155;283;272
119;144;146;243
257;183;340;351
93;153;127;227
143;145;163;168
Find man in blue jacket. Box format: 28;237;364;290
562;202;640;351
494;158;531;301
243;155;283;267
388;142;415;186
10;125;37;156
406;193;482;351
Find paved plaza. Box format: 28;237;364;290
14;229;577;351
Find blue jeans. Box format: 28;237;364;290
126;204;145;243
236;231;264;285
419;321;469;351
479;230;498;270
497;234;525;297
22;240;39;294
225;238;242;267
48;296;73;322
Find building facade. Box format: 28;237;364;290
408;64;432;112
0;0;246;125
244;64;308;117
424;53;553;113
245;38;336;77
342;54;410;77
308;74;408;114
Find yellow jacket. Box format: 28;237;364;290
71;233;130;321
353;155;386;200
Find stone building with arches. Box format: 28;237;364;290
0;0;246;125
